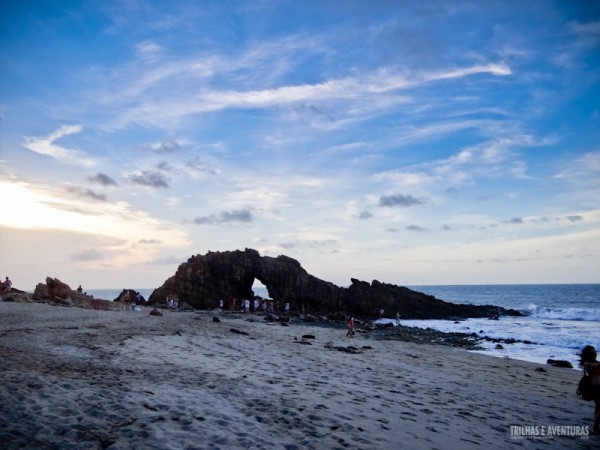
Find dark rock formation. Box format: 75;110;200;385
149;249;521;320
35;277;71;300
33;277;109;310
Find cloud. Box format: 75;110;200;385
555;151;600;184
138;239;162;244
103;59;511;129
23;125;96;167
503;217;524;224
0;179;190;270
193;209;253;225
146;255;183;265
135;41;163;63
126;170;170;188
378;194;424;207
88;173;118;187
187;157;220;175
64;185;107;202
359;210;373;219
139;139;182;153
406;225;427;232
70;249;103;261
566;215;584;223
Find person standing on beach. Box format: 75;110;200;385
346;317;355;337
121;291;131;311
2;276;12;294
580;345;600;433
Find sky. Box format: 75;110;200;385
1;0;599;290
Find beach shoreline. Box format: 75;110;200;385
0;302;596;449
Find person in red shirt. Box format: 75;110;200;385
346;317;355;337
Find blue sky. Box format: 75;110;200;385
1;0;599;290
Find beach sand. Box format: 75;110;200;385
0;302;596;449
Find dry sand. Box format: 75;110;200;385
0;302;597;449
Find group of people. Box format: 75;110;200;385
219;296;289;314
166;294;180;310
119;290;143;311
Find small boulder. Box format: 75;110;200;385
229;328;249;335
149;308;163;317
546;359;573;368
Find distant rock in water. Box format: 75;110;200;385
148;248;521;320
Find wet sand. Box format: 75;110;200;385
0;302;596;449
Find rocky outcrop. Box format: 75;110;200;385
148;249;521;319
33;277;109;310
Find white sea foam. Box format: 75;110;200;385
389;315;599;368
521;304;600;321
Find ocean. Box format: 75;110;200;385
399;284;600;369
87;284;599;369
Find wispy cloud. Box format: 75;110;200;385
192;209;253;225
126;170;170;188
70;249;103;261
406;224;428;232
378;194;424;207
101;58;511;130
503;217;524;224
0;179;190;267
138;239;162;244
88;173;118;187
64;185;107;202
134;41;163;63
138;139;182;153
23;125;96;167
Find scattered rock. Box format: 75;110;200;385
535;367;547;372
546;359;573;368
149;308;163;317
495;344;504;350
212;317;220;323
229;328;249;335
302;334;316;340
335;346;361;354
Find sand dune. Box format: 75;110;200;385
0;302;596;449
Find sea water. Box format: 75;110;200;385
88;285;599;368
397;284;600;369
84;288;156;302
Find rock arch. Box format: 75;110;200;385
148;248;519;319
